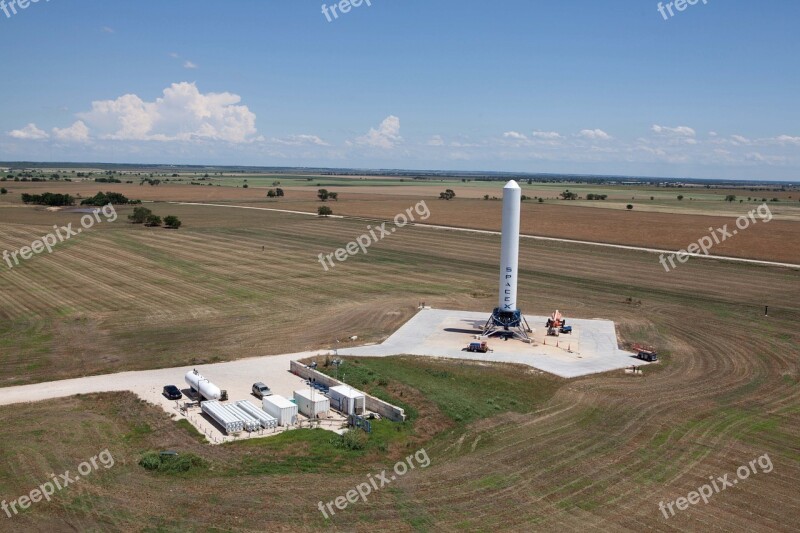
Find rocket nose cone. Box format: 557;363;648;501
504;180;521;189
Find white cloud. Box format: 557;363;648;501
101;26;115;34
503;131;527;141
273;134;329;146
652;124;696;137
730;134;751;145
183;61;198;69
427;135;444;146
169;52;180;59
355;115;402;149
772;135;800;146
52;121;90;143
578;128;611;140
531;130;563;140
76;82;259;143
8;123;49;140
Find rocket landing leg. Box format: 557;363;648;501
482;308;533;342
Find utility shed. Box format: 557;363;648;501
328;385;366;416
293;389;330;418
262;395;299;426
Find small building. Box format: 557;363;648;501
262;395;298;426
328;385;366;416
293;389;330;419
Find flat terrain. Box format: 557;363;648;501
0;175;798;531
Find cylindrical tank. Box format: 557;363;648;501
498;180;521;311
184;370;222;401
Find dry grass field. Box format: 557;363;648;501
0;178;798;531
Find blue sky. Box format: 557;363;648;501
1;0;798;180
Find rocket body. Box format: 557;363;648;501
498;180;521;311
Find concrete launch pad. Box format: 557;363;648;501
337;308;651;378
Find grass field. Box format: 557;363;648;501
0;176;798;531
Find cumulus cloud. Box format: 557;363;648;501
52;121;90;142
503;131;528;141
531;130;563;140
772;135;800;145
76;82;259;143
183;61;198;69
578;129;611;140
651;124;696;137
730;134;751;146
355;115;402;149
8;123;49;140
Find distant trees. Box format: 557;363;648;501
677;195;684;200
164;215;182;229
94;177;121;183
21;192;74;206
81;191;140;206
439;189;456;200
129;206;153;224
318;206;333;217
725;195;736;202
560;190;578;200
145;214;162;227
586;193;608;200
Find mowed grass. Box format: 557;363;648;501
313;356;561;424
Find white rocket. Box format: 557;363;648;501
498;180;520;312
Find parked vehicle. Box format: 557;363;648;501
162;385;183;400
252;382;272;399
467;341;489;353
560;325;573;334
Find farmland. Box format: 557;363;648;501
0;174;798;531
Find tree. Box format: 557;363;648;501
439;189;456;200
483;194;489;200
677;195;684;200
328;192;338;201
163;215;182;229
725;195;736;202
129;206;152;224
276;188;284;197
538;198;544;203
560;190;578;200
318;189;330;201
145;214;162;227
0;188;6;195
318;206;333;217
243;184;248;189
267;189;277;198
626;204;634;210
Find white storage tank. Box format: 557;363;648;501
328;385;366;416
262;395;298;426
293;389;330;419
184;370;222;401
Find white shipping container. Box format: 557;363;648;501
262;395;298;426
293;389;330;419
328;385;366;416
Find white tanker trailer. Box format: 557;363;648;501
184;369;227;401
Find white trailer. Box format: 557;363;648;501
235;400;278;429
293;389;330;419
224;403;261;432
328;385;366;416
201;400;244;434
262;395;298;426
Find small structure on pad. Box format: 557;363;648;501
329;385;366;416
